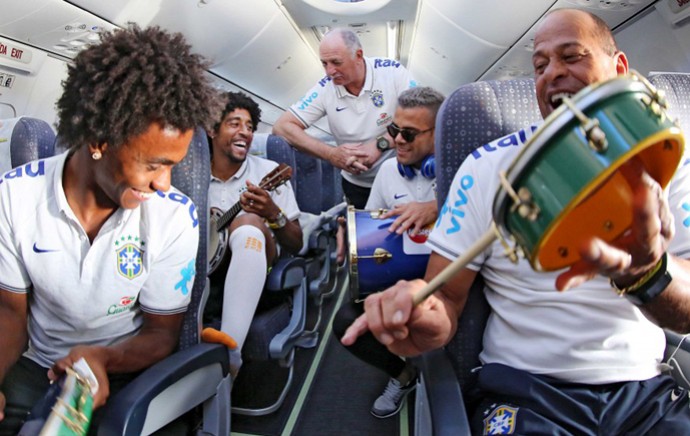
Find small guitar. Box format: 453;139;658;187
207;163;292;275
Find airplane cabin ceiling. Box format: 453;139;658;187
0;0;662;126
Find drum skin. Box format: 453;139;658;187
493;75;685;271
348;206;430;301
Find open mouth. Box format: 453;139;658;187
232;141;248;151
133;189;154;201
550;92;573;111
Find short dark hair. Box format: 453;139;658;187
397;87;445;119
56;24;221;149
213;91;262;134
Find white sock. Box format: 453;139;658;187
220;225;268;353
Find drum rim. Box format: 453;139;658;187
529;126;684;271
492;75;650;229
347;205;359;296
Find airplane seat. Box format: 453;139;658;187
265;132;298;195
292;147;337;296
319;158;347;288
266;134;340;302
226;133;314;416
96;126;233;435
416;72;690;435
321;157;345;210
0;116;55;172
650;72;690;390
414;78;542;436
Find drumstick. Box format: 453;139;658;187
412;228;497;305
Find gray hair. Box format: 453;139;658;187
326;28;362;58
397;87;446;118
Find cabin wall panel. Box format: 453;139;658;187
408;3;505;92
0;44;65;126
617;7;690;76
68;0;281;65
211;11;323;111
424;0;553;47
0;0;55;27
480;0;660;82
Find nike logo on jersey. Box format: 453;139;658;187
336;106;347;112
394;193;408;200
33;243;59;253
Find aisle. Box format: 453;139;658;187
230;273;413;435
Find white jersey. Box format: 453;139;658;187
288;56;416;188
0;152;199;368
428;126;690;384
208;154;300;223
365;157;436;210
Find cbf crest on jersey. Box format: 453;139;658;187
371;90;384;108
115;236;145;280
483;405;518;435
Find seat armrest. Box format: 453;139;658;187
265;256;306;291
98;343;229;436
416;348;471;436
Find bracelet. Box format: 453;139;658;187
267;209;287;230
611;254;664;295
610;253;672;306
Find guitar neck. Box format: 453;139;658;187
216;202;242;231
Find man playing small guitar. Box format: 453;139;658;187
206;92;302;376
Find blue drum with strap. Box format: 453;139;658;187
347;206;431;302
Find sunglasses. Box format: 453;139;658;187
387;122;434;143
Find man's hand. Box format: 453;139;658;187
327;143;371;174
556;158;673;291
341;279;454;357
357;139;384;168
381;201;438;236
49;346;111;409
240;180;281;220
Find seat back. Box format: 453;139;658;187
649;73;690;136
0;116;56;172
434;78;541;390
266;133;298;194
320;159;344;210
172;126;211;349
651;73;690;385
293;149;324;215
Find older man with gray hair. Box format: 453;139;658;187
273;28;416;208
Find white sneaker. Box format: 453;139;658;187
370;377;417;418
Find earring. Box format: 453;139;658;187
92;150;102;160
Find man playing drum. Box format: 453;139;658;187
333;86;445;419
343;8;690;433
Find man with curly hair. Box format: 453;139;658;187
0;25;221;434
205;91;302;376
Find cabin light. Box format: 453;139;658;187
386;20;399;60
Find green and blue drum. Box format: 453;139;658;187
492;74;685;271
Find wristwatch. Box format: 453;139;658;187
376;136;391;152
268;210;287;230
611;253;672;306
